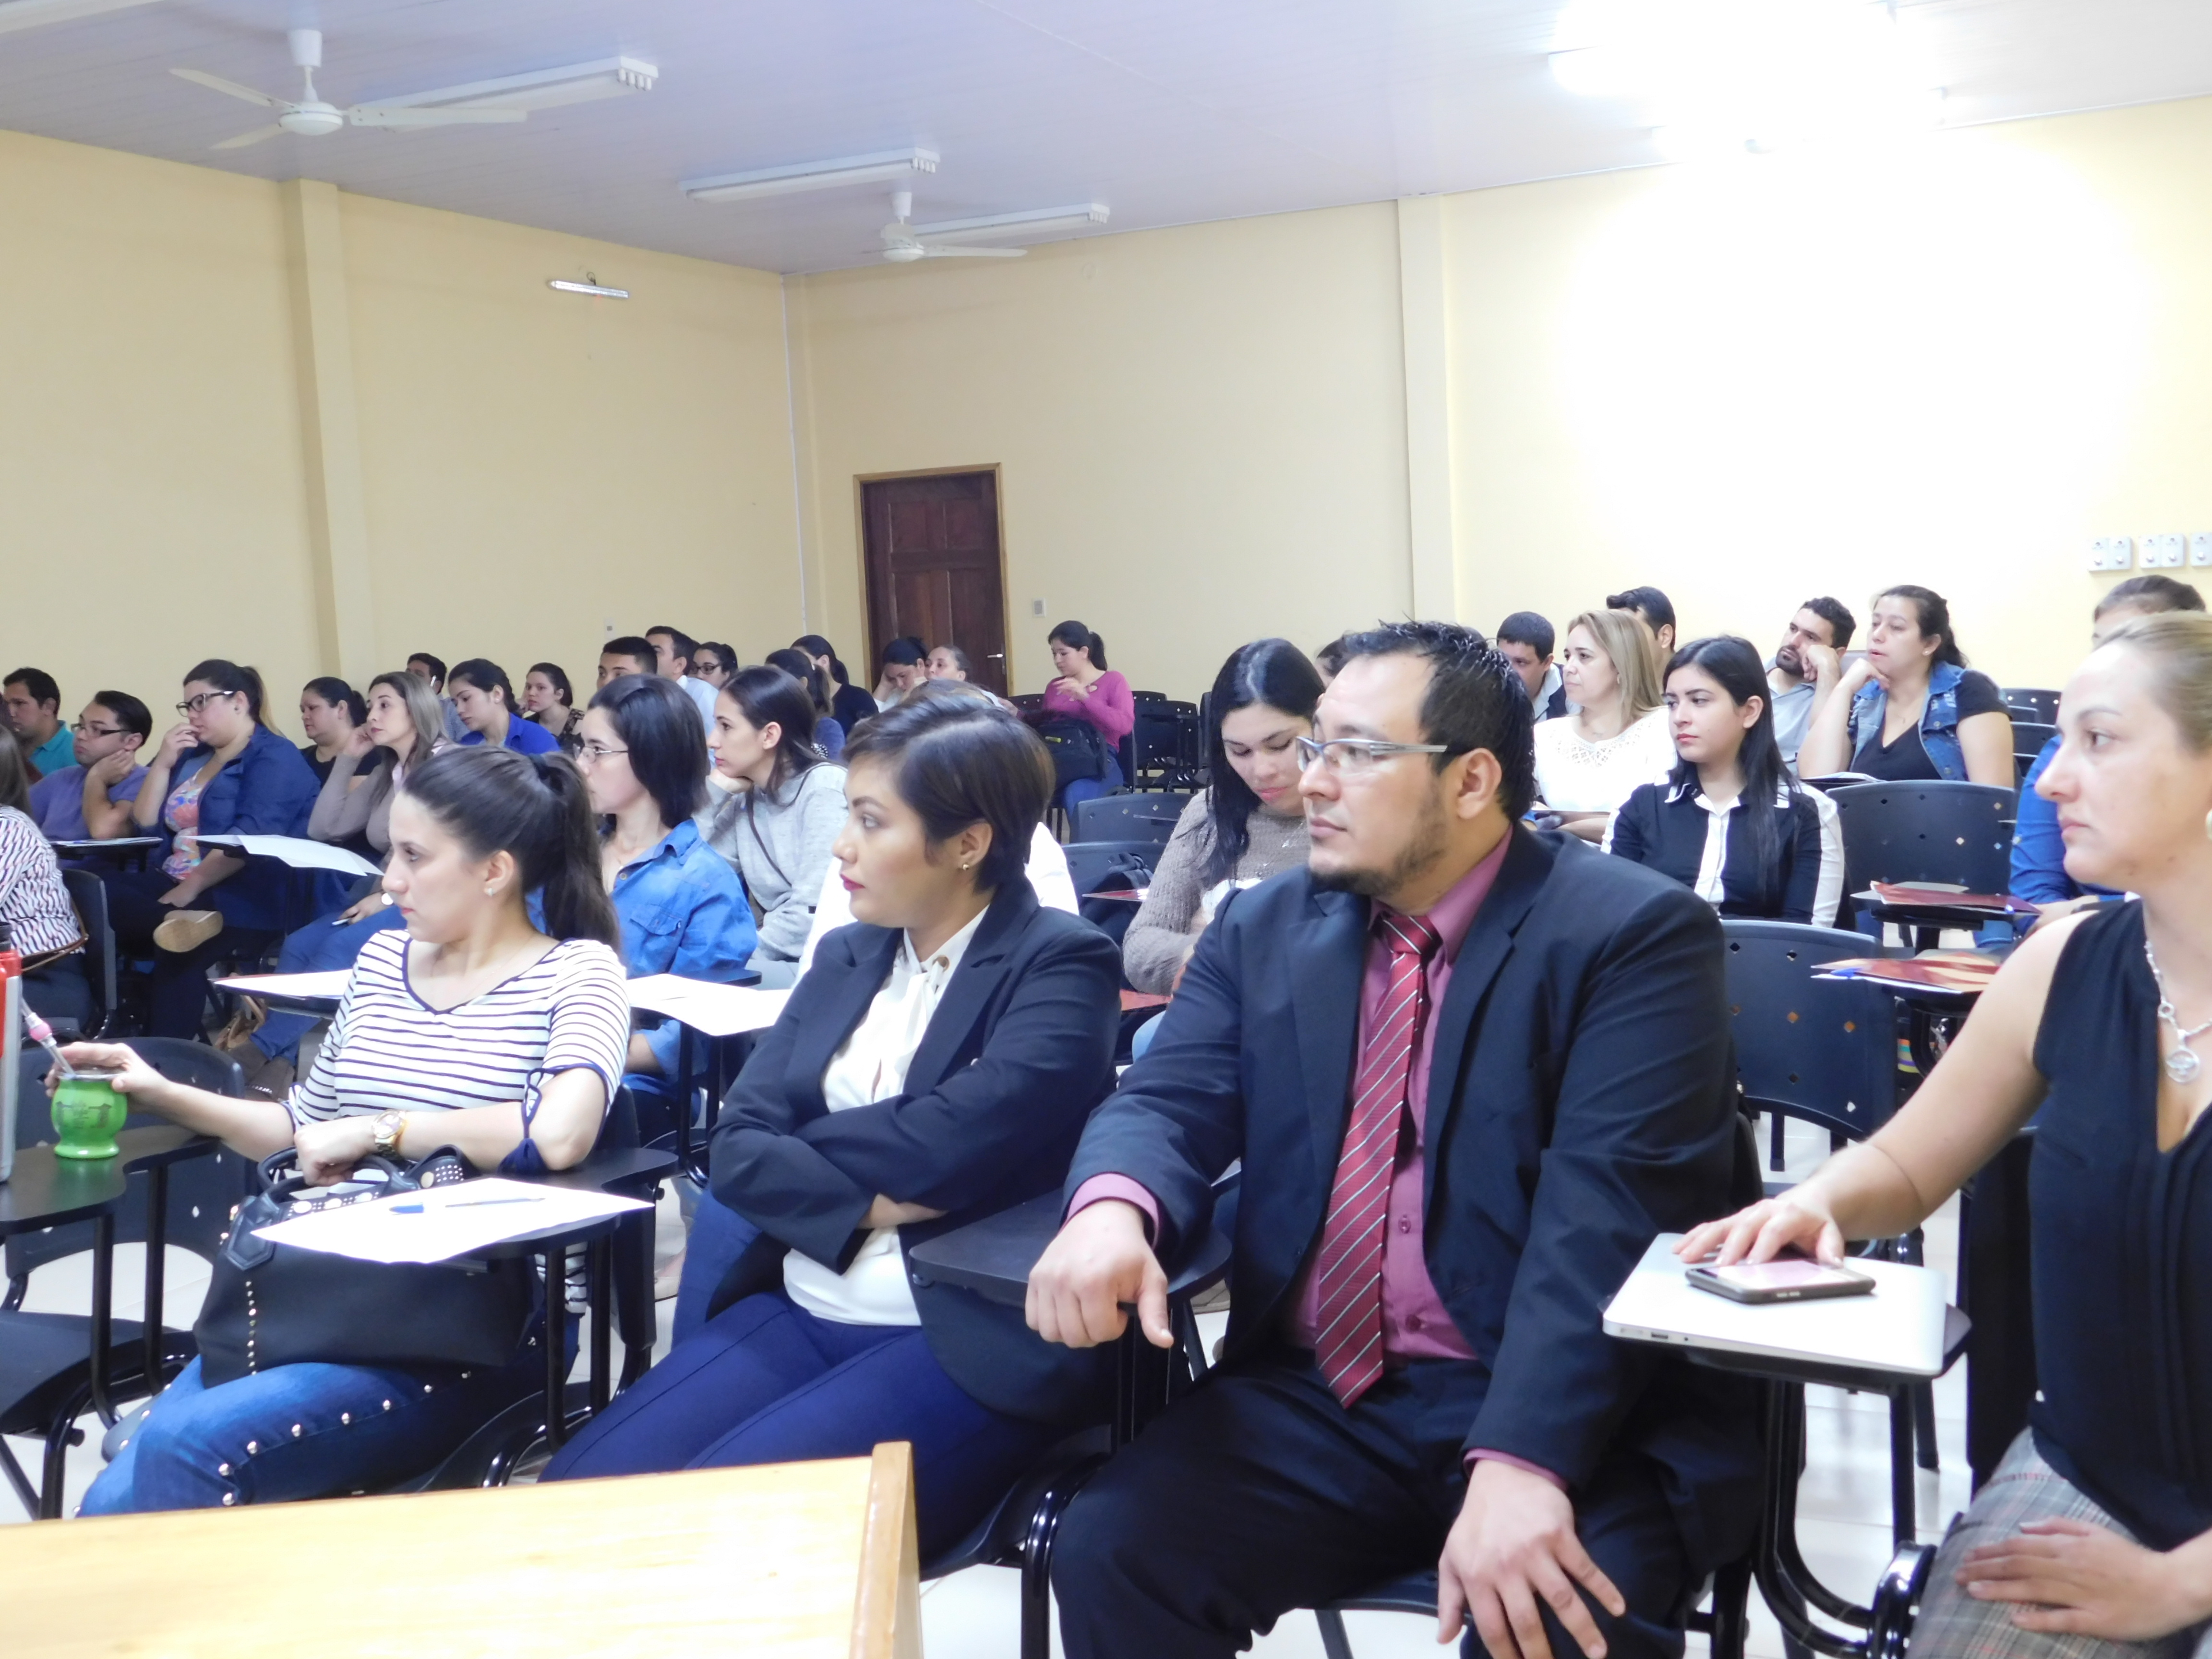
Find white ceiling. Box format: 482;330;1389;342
2;0;2211;274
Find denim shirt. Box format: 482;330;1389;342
1847;660;1968;780
2011;734;2118;905
160;723;323;929
608;818;758;1074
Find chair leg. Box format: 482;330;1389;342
1913;1382;1940;1473
0;1439;40;1518
2;1274;25;1312
1769;1110;1786;1173
1707;1557;1752;1659
1314;1607;1357;1659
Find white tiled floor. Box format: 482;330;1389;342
4;1119;1968;1659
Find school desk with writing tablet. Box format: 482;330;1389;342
6;1443;923;1659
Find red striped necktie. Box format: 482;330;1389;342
1310;908;1443;1407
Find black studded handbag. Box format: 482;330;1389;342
194;1146;541;1386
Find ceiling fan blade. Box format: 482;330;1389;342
349;105;527;128
921;244;1027;259
172;67;286;109
211;123;286;150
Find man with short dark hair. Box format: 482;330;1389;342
1605;587;1676;656
647;624;718;731
1495;612;1569;721
1030;620;1756;1659
4;667;72;777
29;692;152;841
599;635;660;689
1764;598;1856;769
406;652;467;744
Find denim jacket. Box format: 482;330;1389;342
609;818;758;1074
161;723;323;930
1847;660;1968;780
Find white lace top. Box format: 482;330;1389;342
1533;707;1677;816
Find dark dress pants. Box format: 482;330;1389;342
102;868;276;1040
1051;1344;1692;1659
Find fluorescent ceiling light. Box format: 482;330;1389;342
0;0;160;34
376;58;656;114
682;148;938;204
1551;0;1944;155
550;277;628;299
909;204;1111;244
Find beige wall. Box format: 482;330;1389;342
786;205;1416;700
1441;98;2212;690
0;128;799;759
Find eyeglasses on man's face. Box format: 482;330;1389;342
72;721;128;738
1294;735;1453;778
175;691;240;716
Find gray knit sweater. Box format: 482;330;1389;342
696;762;847;987
1121;793;1311;994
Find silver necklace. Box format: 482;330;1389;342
2143;936;2212;1084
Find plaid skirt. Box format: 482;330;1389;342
1914;1431;2211;1659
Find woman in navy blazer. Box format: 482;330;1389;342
542;695;1120;1553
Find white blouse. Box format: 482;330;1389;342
1533;707;1677;816
782;906;990;1327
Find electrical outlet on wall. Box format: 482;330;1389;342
2191;534;2212;567
2089;537;2136;572
1030;598;1047;617
2144;533;2187;569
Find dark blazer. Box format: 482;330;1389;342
709;879;1122;1422
1064;825;1761;1569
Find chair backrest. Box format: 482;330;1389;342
6;1038;251;1286
1062;840;1165;898
1828;781;2015;899
2010;721;2057;763
2001;687;2061;723
1721;920;1900;1142
59;866;116;1034
1070;793;1192;844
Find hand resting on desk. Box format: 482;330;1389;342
1024;1198;1174;1350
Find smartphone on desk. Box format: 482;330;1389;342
1686;1256;1874;1305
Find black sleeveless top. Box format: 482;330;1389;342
2030;902;2212;1550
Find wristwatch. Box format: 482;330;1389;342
369;1110;406;1158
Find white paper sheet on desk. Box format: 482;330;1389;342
625;975;791;1038
196;833;382;878
215;969;354;1003
255;1178;649;1265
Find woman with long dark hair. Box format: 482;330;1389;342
1608;637;1843;926
1123;639;1320;994
699;666;845;989
765;647;847;760
297;677;364;785
1797;585;2014;784
521;662;583;750
1037;619;1134;813
793;634;878;731
450;659;561;756
69;745;629;1513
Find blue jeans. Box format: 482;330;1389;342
1056;755;1124;815
252;904;407;1063
79;1331;558;1514
539;1290;1058;1560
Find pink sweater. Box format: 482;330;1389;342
1040;670;1134;744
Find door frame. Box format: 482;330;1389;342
853;463;1014;695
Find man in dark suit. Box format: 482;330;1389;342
1028;621;1757;1659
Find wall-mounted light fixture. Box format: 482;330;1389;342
550;273;629;299
682;147;938;204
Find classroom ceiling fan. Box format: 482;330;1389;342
878;191;1029;263
171;28;528;149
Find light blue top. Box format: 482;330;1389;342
608;817;758;1073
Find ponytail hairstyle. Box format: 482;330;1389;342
1048;619;1108;671
1201;638;1324;886
304;675;367;728
367;670;448;771
1877;585;1967;668
792;634;852;688
181;659;275;733
1664;636;1797;910
397;746;620;948
448;658;519;712
765;647;836;719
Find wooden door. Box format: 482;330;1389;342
860;469;1010;696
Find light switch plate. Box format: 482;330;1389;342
2145;533;2187;569
1031;598;1047;617
2090;536;2136;571
2191;534;2212;567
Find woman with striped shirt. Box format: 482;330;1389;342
65;746;629;1514
0;727;90;1030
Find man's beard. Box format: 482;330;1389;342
1311;794;1452;902
1774;645;1806;681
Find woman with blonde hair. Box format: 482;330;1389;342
1532;606;1675;841
1683;613;2212;1659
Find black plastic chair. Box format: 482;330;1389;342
2010;721;2057;786
1828;781;2015;936
1312;1561;1753;1659
59;867;118;1038
0;1039;243;1517
2000;688;2060;723
1131;697;1202;790
1070;793;1192;844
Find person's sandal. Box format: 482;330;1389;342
153;909;224;953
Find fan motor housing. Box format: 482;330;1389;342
279;103;345;137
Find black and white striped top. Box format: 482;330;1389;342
0;805;82;958
287;930;629;1130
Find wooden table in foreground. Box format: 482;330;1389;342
5;1443;922;1659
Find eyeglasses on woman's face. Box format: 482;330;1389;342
176;690;240;717
575;742;630;767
